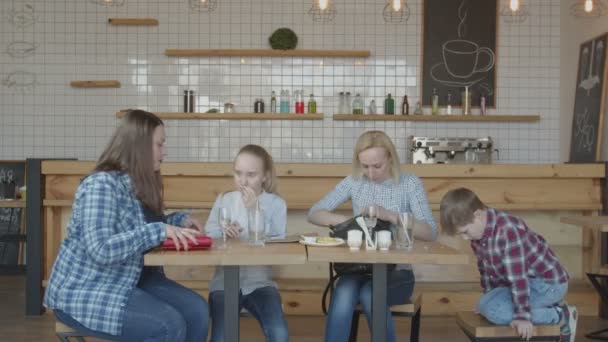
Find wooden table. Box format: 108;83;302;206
307;241;469;342
561;216;608;232
145;241;307;342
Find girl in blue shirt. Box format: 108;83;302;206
205;144;288;342
308;130;437;342
44;110;209;342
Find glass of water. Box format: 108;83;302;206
218;207;231;249
248;206;265;247
396;212;414;249
364;205;378;229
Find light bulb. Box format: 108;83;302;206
392;0;402;12
200;0;207;3
509;0;520;12
104;0;113;3
319;0;328;11
584;0;594;13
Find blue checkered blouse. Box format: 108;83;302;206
43;171;186;335
308;172;438;240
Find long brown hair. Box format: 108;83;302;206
95;110;164;213
236;144;278;194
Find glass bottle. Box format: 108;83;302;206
338;92;346;113
280;89;290;113
446;91;453;115
307;94;317;114
414;101;423;115
401;94;409;115
345;92;352;114
295;90;305;114
270;91;277;113
352;93;364;114
384;93;395;115
480;94;487;115
461;86;471;115
431;88;439;115
368;99;377;115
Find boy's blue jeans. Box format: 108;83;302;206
324;269;415;342
54;267;209;342
478;278;567;325
209;286;288;342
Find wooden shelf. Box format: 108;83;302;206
0;200;25;208
165;49;371;58
332;114;541;122
70;80;121;88
108;18;159;26
116;111;324;120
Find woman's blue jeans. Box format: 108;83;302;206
209;286;288;342
54;267;209;342
324;269;415;342
478;279;567;325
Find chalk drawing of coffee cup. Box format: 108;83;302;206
442;40;495;79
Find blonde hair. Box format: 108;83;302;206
439;188;486;235
352;130;401;183
95;110;164;213
236;144;278;194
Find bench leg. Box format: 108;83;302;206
348;310;361;342
410;308;421;342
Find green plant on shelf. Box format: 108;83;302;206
269;28;298;50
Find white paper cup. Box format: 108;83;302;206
347;230;363;251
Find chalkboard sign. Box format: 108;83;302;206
422;0;497;107
569;33;608;163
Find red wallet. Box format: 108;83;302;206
161;236;212;250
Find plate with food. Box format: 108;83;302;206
299;236;345;247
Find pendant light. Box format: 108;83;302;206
308;0;337;23
570;0;607;18
383;0;410;23
189;0;218;12
499;0;529;23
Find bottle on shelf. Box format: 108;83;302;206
352;93;364;114
480;93;487;115
270;91;277;113
401;94;409;115
307;94;317;114
338;92;346;113
431;88;439;115
280;89;290;113
414;101;423;115
384;93;395;115
368;99;377;115
295;90;305;114
254;98;265;113
461;86;471;115
446;91;453;115
345;92;352;115
183;90;195;113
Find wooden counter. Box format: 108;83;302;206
41;161;604;316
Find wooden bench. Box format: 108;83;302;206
349;294;422;342
55;321;88;342
456;312;560;342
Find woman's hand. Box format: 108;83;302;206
361;205;398;225
165;224;203;251
225;222;244;239
183;215;204;232
511;320;533;341
239;186;258;209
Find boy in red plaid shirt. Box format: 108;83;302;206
440;188;577;342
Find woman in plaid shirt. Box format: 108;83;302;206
44;110;209;341
440;188;577;342
308;130;437;342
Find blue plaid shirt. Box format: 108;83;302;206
44;171;187;335
308;172;438;239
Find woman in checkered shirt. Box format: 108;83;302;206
44;110;209;342
308;130;437;342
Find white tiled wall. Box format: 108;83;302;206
0;0;560;163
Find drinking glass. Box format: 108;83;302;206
218;207;231;249
396;212;414;249
364;205;377;229
248;206;265;247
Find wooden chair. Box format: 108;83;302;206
55;321;88;342
348;293;422;342
456;312;560;342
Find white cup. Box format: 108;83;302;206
347;230;363;251
376;230;392;251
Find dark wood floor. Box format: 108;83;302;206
2;276;606;341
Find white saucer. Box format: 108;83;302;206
430;63;487;87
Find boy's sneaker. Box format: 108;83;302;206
559;304;578;342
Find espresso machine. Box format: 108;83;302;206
409;136;496;164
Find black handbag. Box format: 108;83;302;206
321;216;397;315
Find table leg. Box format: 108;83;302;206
371;263;388;342
224;265;240;342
